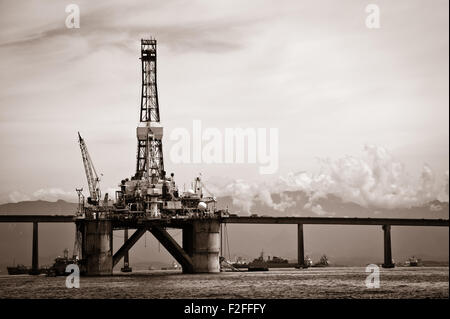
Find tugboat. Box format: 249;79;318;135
304;256;313;268
312;254;330;267
121;262;132;273
405;256;420;267
46;249;78;276
161;261;180;270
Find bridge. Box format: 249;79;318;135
0;214;448;275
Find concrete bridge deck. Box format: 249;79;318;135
1;214;448;226
0;214;448;275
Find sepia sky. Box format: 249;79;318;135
0;0;448;205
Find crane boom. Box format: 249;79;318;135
78;132;101;204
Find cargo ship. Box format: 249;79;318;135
247;252;269;271
7;264;30;275
238;251;298;271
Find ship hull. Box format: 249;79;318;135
7;267;30;275
234;262;300;269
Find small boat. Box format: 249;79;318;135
7;264;30;275
121;262;132;272
312;255;330;267
302;256;313;268
161;261;180;270
405;256;420;267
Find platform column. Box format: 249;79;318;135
297;223;305;268
183;220;220;273
30;222;39;275
83;219;113;275
382;224;395;268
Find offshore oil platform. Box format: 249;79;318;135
1;39;447;277
73;39;227;275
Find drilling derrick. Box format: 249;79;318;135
136;39;164;183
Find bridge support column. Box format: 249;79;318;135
30;222;40;275
297;224;305;268
382;224;395;268
83;220;113;276
183;220;220;273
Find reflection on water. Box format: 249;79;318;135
0;267;447;299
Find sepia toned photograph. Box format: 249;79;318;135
0;0;448;312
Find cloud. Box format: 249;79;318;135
8;191;31;203
1;185;125;204
3;145;448;216
1;188;77;204
281;145;448;209
0;0;254;56
207;145;449;214
437;170;449;202
303;203;333;216
31;188;77;202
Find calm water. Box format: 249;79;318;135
0;267;447;299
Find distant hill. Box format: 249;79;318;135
0;194;448;274
0;199;77;215
216;190;449;219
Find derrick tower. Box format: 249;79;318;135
135;39;164;183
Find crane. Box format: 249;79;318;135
78;132;101;205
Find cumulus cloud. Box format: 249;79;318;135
437;170;449;202
208;145;449;214
2;186;120;205
303;202;333;216
31;188;77;202
281;145;448;209
207;179;296;214
4;146;448;216
221;179;261;213
3;188;77;204
8;191;31;203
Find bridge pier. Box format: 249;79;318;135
83;220;113;276
297;224;305;268
382;224;395;268
30;222;40;275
